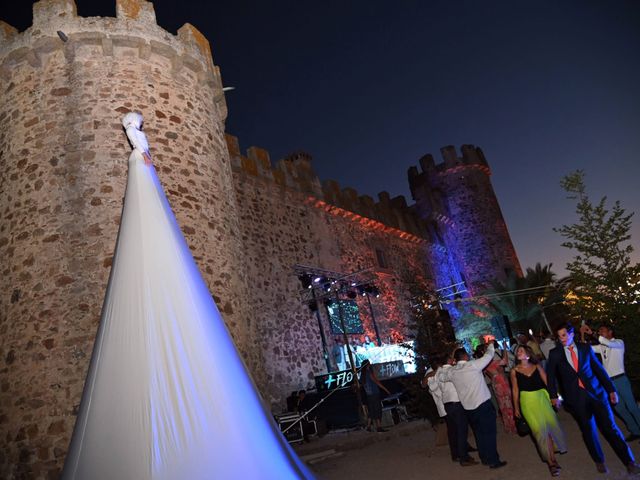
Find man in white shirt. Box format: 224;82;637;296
581;324;640;441
441;343;507;469
332;338;346;371
424;357;477;466
539;333;557;365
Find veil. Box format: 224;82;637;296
61;115;313;479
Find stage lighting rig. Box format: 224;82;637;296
298;273;313;289
293;263;385;349
293;264;380;303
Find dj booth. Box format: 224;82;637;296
275;361;411;442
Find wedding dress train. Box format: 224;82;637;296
62;113;312;479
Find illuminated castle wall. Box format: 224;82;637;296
226;133;433;395
0;1;520;477
408;145;522;331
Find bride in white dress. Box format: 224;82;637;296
62;112;313;479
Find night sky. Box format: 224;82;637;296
4;1;640;276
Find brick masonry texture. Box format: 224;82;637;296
0;1;520;478
229;149;432;400
409;146;522;292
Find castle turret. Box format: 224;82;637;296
409;145;522;298
0;1;254;477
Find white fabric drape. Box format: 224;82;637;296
62;139;312;479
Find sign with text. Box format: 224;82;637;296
373;360;405;380
314;361;406;392
315;369;356;392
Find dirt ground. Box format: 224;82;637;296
302;410;640;480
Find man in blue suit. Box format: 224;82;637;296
546;323;638;474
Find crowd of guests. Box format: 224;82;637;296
425;322;640;476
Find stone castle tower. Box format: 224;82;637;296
409;145;522;299
0;1;522;478
0;1;258;477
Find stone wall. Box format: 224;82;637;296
409;145;522;336
0;1;253;478
409;145;522;294
0;1;521;478
228;136;433;407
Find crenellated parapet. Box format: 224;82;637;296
0;0;226;114
226;133;324;197
408;144;492;225
408;143;522;297
226;134;430;241
321;180;428;240
0;21;18;44
408;144;490;188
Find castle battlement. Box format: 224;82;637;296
226;133;324;197
0;0;223;100
226;134;430;241
407;144;497;229
408;144;490;182
321;179;428;240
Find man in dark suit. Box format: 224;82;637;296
546;323;638;474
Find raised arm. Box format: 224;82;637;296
496;348;508;366
591;343;604;356
580;324;591;343
470;343;495;371
598;336;624;350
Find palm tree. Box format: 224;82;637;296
482;263;566;335
525;262;556;287
486;270;534;324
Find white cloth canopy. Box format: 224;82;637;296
62;116;313;479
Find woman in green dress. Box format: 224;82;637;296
511;345;567;477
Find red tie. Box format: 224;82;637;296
570;345;585;389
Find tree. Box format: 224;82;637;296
478;264;567;336
484;269;533;328
554;170;640;322
525;262;556;288
400;279;456;424
524;263;572;329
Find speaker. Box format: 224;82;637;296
433;309;456;342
